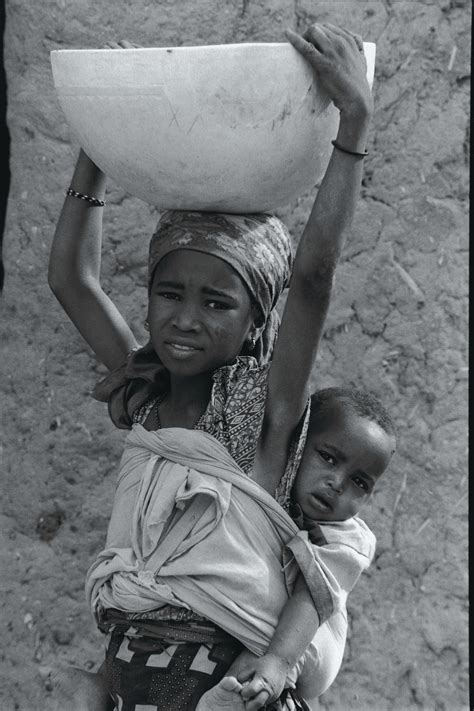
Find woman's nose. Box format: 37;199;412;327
172;301;201;331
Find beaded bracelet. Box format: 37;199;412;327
331;140;368;158
66;187;106;207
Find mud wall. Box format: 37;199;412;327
1;1;469;709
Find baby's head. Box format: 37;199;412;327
293;387;396;523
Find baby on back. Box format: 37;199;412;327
202;384;396;710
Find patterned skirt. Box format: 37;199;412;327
100;610;309;711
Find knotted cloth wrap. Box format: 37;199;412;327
94;210;293;428
86;426;354;697
86;426;303;653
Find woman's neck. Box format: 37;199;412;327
158;371;214;429
168;372;213;409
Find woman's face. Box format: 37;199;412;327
148;249;256;378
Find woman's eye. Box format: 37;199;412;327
318;450;336;466
207;300;229;310
352;477;369;492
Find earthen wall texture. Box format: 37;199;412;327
1;1;469;709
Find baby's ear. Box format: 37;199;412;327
366;487;376;502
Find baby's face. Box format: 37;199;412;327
294;401;395;523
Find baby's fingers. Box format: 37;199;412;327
240;679;271;710
244;689;271;711
235;666;254;684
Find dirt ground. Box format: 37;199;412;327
1;1;469;709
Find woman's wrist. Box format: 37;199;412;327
340;91;374;120
336;101;372;155
69;149;106;198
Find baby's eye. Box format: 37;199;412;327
158;291;180;301
318;450;336;466
352;476;369;492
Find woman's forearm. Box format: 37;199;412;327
260;103;373;444
48;149;106;291
292;104;372;286
48;150;137;369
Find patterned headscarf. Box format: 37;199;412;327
94;210;293;426
147;210;294;363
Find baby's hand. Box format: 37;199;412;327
286;23;373;117
237;653;289;710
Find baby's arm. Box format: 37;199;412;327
48;149;138;370
234;518;375;708
236;574;318;710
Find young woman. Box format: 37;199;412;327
48;23;374;710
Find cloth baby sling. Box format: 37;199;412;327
85;425;343;695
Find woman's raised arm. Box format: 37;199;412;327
257;24;374;488
48;149;138;370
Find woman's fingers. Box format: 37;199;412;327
287;21;372;114
324;22;364;52
287;23;363;65
285;28;321;61
118;40;142;48
302;21;365;56
302;23;331;52
102;39;141;49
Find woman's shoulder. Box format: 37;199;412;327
210;356;269;418
213;356;269;393
92;345;167;429
203;357;269;473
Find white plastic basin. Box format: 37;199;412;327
51;42;375;213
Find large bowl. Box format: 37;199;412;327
51;42;375;213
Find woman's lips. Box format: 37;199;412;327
165;342;202;358
168;342;200;350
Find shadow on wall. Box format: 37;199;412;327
0;0;10;291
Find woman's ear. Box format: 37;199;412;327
249;310;266;344
245;327;261;352
243;304;266;352
251;304;265;329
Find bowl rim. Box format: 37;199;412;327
50;40;375;56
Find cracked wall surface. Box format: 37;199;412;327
1;1;469;709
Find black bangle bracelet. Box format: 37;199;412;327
331;140;368;158
66;187;106;207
